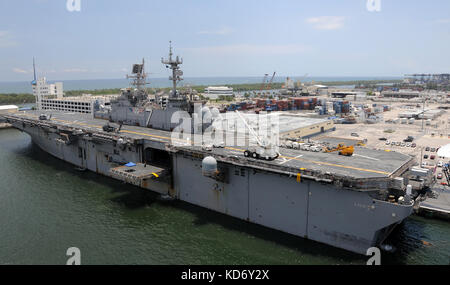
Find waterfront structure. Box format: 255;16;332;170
330;91;366;99
204;86;234;99
30;59;117;114
0;105;19;115
40;95;118;114
404;74;450;85
214;112;335;139
32;77;64;110
382;90;448;100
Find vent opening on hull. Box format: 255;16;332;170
144;148;171;168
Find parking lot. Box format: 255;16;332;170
319;101;449;184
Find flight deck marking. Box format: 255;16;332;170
353;154;380;161
279;154;303;165
20;114;390;176
225;147;389;175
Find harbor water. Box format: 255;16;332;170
0;128;449;265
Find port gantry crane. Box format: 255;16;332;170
259;72;276;96
267;72;276;90
260;74;269;95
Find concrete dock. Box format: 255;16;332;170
418;185;450;220
0;123;12;129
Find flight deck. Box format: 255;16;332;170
6;110;415;182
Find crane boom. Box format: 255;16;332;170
260;74;269;93
235;110;264;147
267;72;276;89
235;110;280;161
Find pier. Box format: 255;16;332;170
417;186;450;220
0;123;12;129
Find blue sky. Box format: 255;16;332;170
0;0;449;81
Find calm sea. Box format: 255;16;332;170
0;76;401;94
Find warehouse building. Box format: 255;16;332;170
212;112;335;140
40;95;118;114
0;105;18;125
203;86;234;99
278;115;335;139
0;105;19;115
32;73;118;114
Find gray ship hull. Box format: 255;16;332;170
7;113;414;255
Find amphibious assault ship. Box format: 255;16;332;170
2;44;418;255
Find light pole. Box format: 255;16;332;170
421;96;426;132
420;146;423;166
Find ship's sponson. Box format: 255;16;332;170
3;111;416;192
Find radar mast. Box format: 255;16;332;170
161;41;183;98
127;58;148;91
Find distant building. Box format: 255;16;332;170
0;105;19;115
0;105;18;124
329;90;365;98
32;77;64;110
203;86;233;99
212;112;335;139
40;95;118;114
31;74;118;114
404;73;450;85
382;90;421;99
383;89;448;100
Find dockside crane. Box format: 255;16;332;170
260;74;269;94
267;72;276;90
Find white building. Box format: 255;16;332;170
203;86;234;99
0;105;19;115
40;95;118;115
32;77;64;110
0;105;18;124
31;76;118;115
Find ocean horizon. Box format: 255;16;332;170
0;76;402;94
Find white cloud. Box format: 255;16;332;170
197;26;232;35
0;31;17;48
182;43;310;56
306;16;345;30
63;68;89;73
436;18;450;24
12;68;29;74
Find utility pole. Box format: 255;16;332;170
421;95;426;132
33;57;37;82
420;146;423;166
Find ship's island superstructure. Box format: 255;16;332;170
2;44;418;255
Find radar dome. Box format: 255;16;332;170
202;156;217;176
211;108;220;118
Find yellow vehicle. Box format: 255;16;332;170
325;143;354;156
